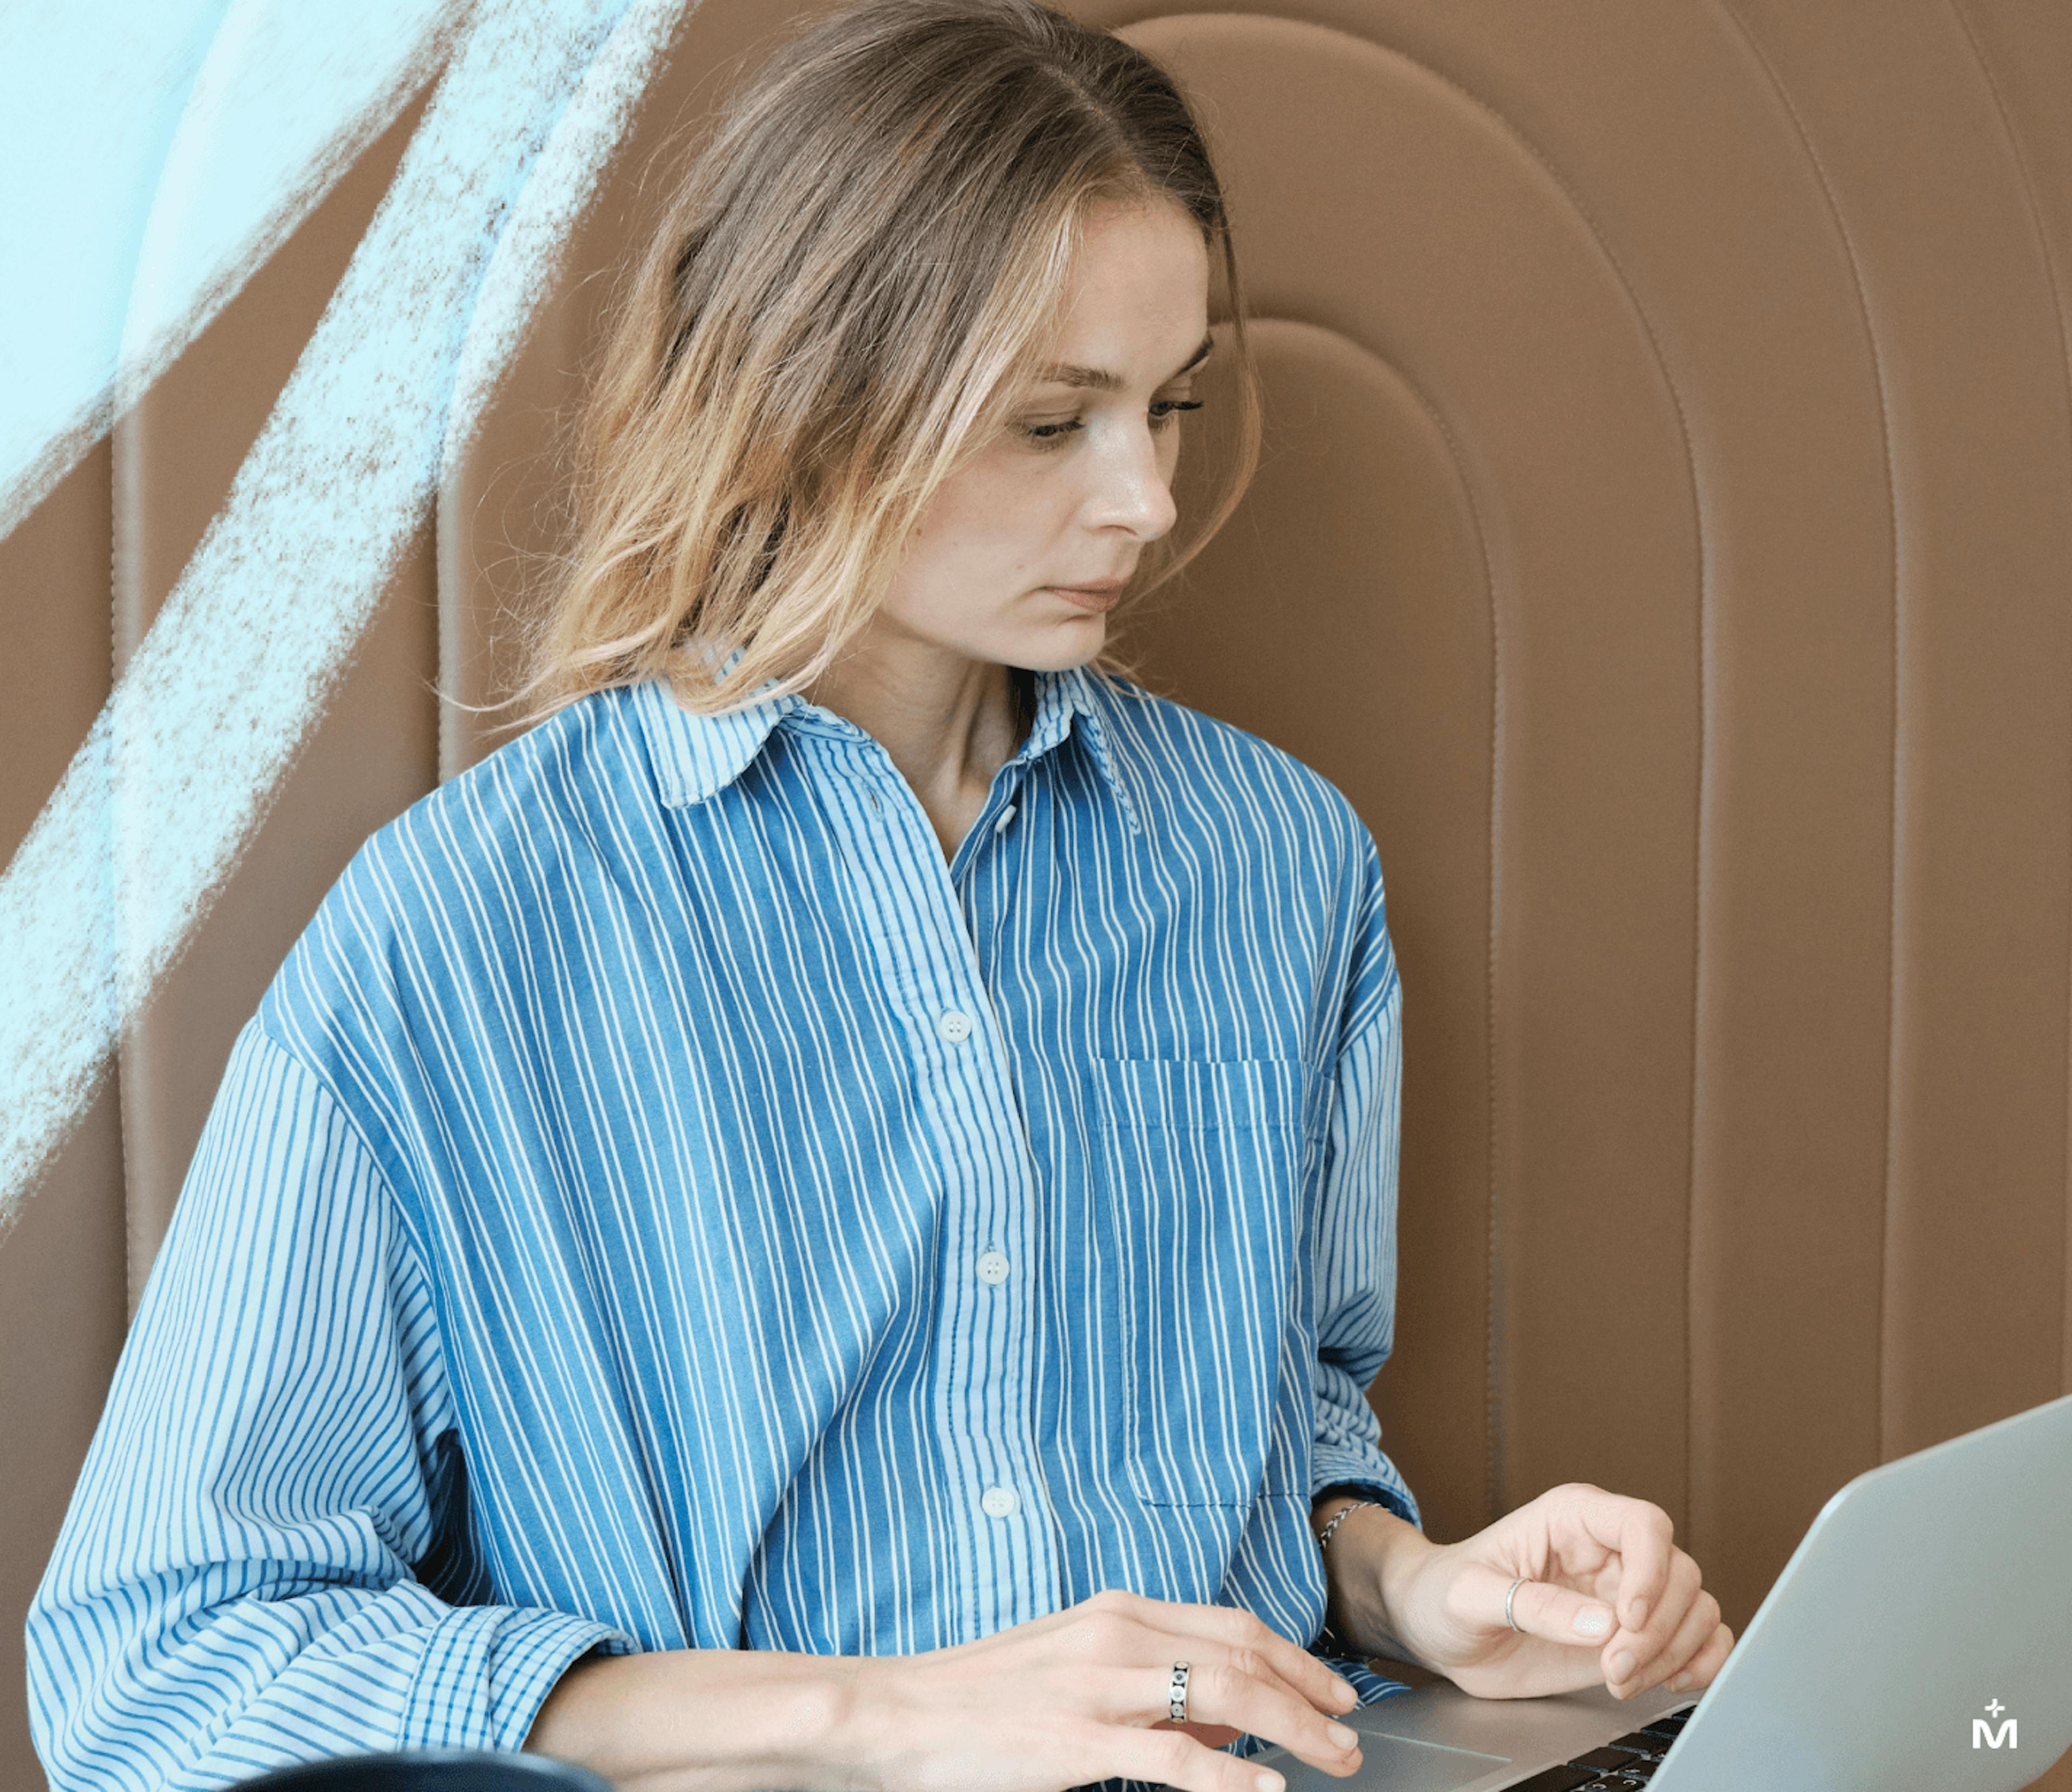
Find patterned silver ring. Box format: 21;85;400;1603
1168;1660;1191;1723
1504;1578;1526;1633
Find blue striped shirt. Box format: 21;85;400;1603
28;658;1421;1790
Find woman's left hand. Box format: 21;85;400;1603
1380;1482;1736;1702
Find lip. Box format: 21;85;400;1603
1051;584;1122;612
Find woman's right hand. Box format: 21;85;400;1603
833;1586;1367;1792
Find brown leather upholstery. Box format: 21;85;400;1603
4;2;2068;1785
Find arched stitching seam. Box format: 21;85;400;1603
1711;0;1902;1469
1944;0;2072;1404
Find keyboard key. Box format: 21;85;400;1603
1569;1747;1646;1772
1609;1731;1669;1755
1504;1768;1605;1791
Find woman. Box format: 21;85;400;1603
27;2;1733;1789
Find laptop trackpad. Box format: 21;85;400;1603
1270;1731;1511;1791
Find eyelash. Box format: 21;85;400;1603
1020;399;1204;449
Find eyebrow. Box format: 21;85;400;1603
1035;331;1215;392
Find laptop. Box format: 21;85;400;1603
1257;1390;2072;1791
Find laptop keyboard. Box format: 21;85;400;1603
1502;1705;1695;1790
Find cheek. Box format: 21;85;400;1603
926;466;1069;572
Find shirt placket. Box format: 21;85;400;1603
803;718;1064;1645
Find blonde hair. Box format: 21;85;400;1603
504;0;1263;728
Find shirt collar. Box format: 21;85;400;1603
626;646;1142;835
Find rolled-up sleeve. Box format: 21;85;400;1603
26;1021;623;1792
1309;829;1422;1534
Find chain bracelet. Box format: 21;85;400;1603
1313;1497;1382;1656
1315;1497;1382;1556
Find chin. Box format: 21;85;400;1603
1019;636;1104;673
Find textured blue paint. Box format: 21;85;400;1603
2;0;458;532
0;0;691;1217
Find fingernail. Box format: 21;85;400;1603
1608;1650;1635;1679
1574;1607;1610;1636
1668;1671;1691;1692
1332;1677;1357;1702
1629;1599;1650;1629
1255;1774;1285;1792
1328;1723;1358;1748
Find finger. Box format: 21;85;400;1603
1195;1635;1354;1728
1498;1568;1619;1645
1188;1602;1361;1712
1071;1595;1360;1779
1110;1721;1294;1792
1099;1589;1360;1713
1611;1585;1718;1697
1553;1485;1678;1633
1140;1659;1363;1779
1603;1552;1702;1688
1647;1586;1721;1691
1151;1716;1246;1750
1663;1621;1735;1695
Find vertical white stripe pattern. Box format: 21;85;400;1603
29;660;1421;1791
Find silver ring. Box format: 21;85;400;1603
1168;1660;1191;1723
1504;1578;1526;1633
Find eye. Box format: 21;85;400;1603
1018;398;1205;450
1149;398;1204;431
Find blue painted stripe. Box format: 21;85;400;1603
0;0;687;1225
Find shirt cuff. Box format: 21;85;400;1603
1310;1456;1422;1533
401;1605;629;1753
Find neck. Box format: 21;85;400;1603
803;643;1028;812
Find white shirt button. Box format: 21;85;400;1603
980;1485;1019;1519
977;1250;1011;1285
936;1009;972;1043
993;803;1017;834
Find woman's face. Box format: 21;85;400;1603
876;196;1214;674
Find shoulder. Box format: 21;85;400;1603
358;688;639;909
1090;669;1374;872
260;687;641;1040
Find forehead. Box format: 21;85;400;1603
1033;201;1211;387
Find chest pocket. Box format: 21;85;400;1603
1082;1055;1308;1509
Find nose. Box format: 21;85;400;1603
1082;419;1180;542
